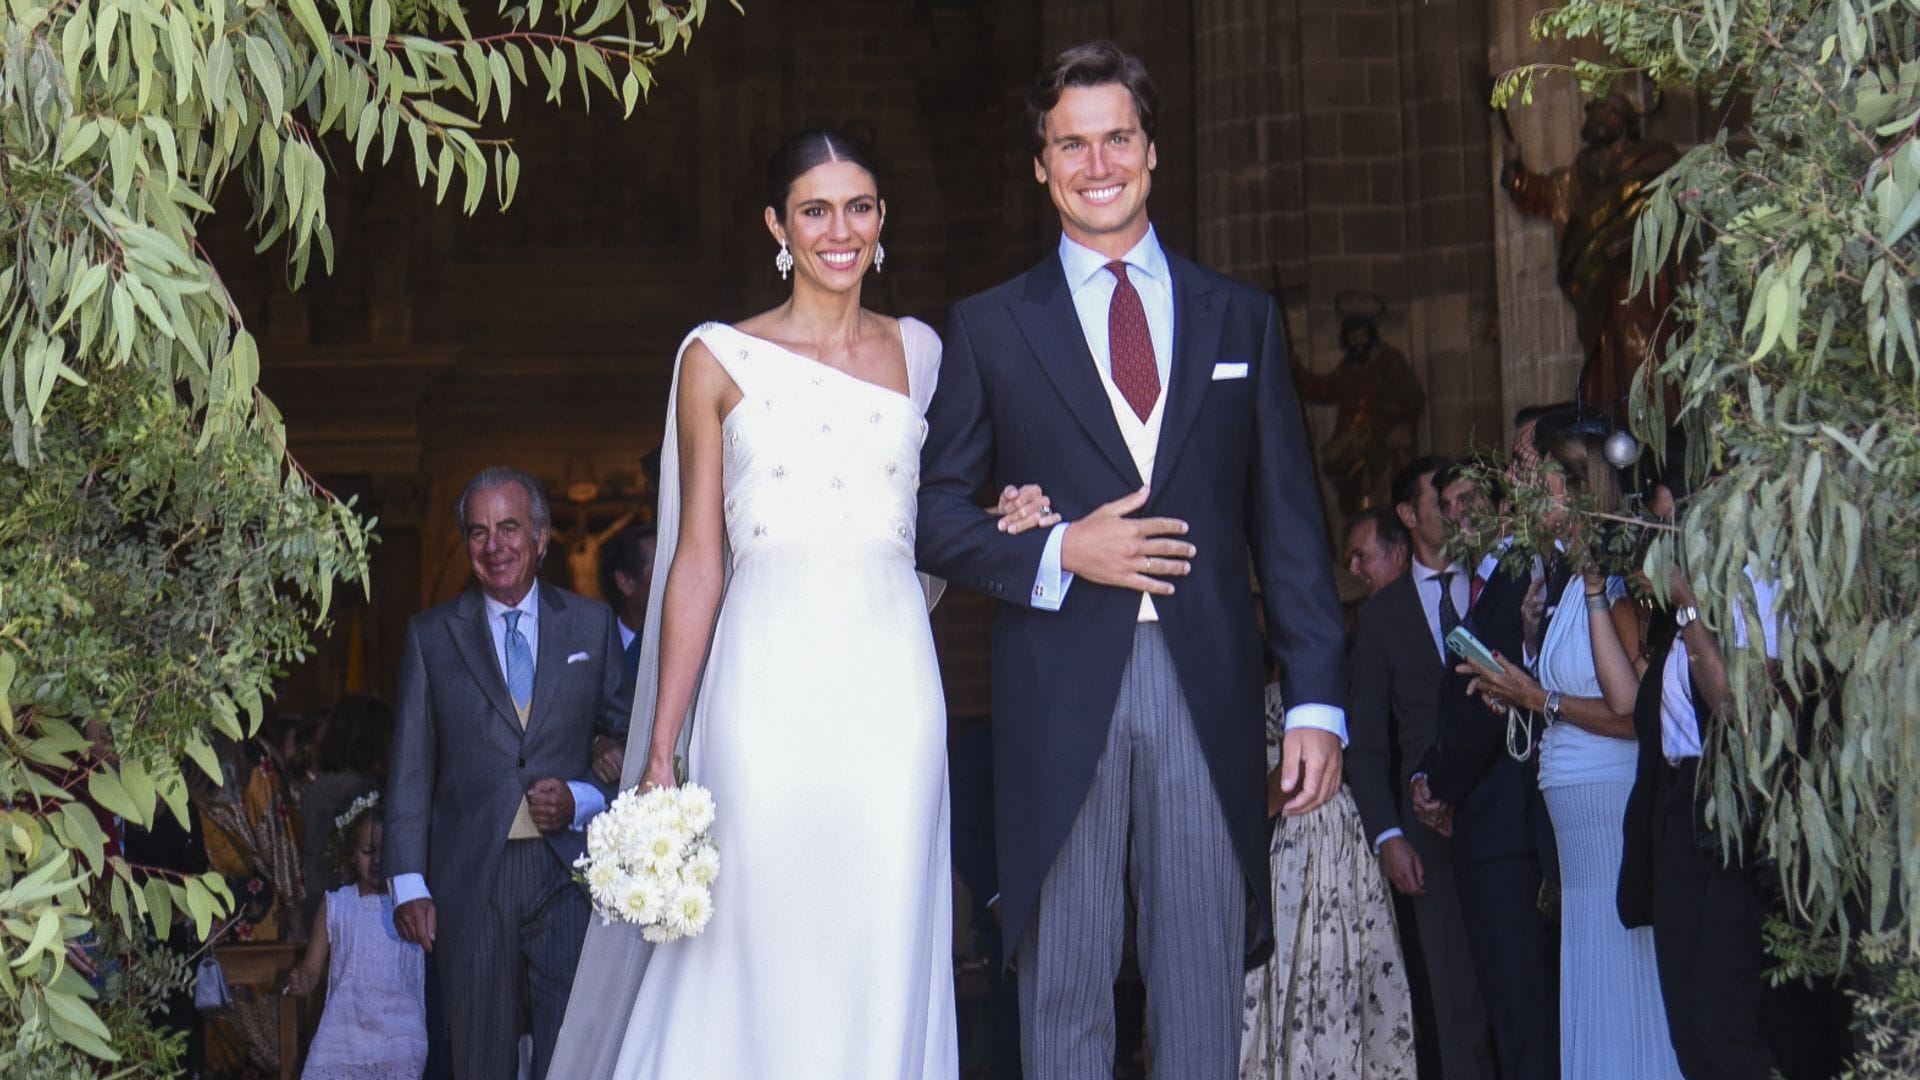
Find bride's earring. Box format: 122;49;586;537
775;241;794;281
873;241;886;274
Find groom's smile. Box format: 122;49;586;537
1035;83;1157;258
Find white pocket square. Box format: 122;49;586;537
566;651;591;664
1212;361;1249;380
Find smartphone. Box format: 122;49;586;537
1445;625;1504;674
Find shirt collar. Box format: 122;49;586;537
1058;226;1169;294
1411;559;1465;584
483;584;539;627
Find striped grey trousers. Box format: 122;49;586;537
439;838;590;1080
1017;624;1245;1080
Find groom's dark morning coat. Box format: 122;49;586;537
916;251;1346;967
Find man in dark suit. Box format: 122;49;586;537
1410;442;1562;1080
385;467;630;1080
916;41;1348;1080
590;520;655;783
1348;457;1497;1080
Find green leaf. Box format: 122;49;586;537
87;768;147;828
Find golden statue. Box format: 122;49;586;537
1503;92;1682;423
1292;300;1425;514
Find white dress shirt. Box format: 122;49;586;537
1660;570;1781;760
391;585;607;908
1410;559;1472;660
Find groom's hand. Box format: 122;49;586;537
395;898;437;951
1274;728;1342;817
1060;486;1193;595
526;777;576;833
591;734;625;784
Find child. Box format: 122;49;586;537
286;790;428;1079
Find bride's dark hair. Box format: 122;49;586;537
765;129;882;221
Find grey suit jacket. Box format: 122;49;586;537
384;581;628;953
1346;571;1449;844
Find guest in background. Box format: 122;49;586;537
591;521;656;783
297;693;394;936
197;731;307;1077
1347;457;1498;1080
1611;559;1845;1078
1411;419;1562;1080
597;519;658;677
1457;427;1681;1079
287;789;429;1080
1346;506;1410;595
1241;667;1416;1080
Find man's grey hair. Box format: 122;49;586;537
457;466;552;534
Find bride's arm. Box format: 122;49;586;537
642;342;735;788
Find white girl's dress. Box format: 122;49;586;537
301;886;428;1080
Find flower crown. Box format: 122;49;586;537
334;790;381;833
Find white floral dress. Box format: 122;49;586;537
1240;684;1417;1079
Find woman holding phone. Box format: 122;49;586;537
1458;428;1682;1079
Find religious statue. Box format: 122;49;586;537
552;504;639;601
1502;91;1682;423
1291;296;1426;514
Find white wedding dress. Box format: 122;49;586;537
605;319;957;1078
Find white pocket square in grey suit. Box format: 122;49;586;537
566;651;591;664
1212;361;1249;380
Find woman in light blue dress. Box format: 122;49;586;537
1460;428;1683;1079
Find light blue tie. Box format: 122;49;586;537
504;609;534;711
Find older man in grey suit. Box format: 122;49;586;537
385;467;629;1080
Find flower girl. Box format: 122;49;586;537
285;790;428;1079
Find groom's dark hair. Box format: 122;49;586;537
1026;40;1158;157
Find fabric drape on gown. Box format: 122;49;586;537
551;320;954;1079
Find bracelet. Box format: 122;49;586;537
1584;595;1610;612
1583;590;1606;599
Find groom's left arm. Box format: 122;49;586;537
1246;295;1349;739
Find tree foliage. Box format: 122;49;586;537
1498;0;1920;1068
1;0;723;1068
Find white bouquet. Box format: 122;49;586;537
575;782;720;943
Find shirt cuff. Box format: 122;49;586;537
390;873;431;906
568;781;607;832
1282;703;1347;747
1372;827;1404;854
1030;521;1073;611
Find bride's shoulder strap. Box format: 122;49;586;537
898;316;943;414
677;321;756;396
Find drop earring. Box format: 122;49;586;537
873;241;886;274
775;242;794;281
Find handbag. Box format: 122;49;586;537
193;953;234;1016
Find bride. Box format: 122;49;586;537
550;130;1054;1078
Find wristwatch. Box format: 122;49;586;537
1675;605;1700;629
1543;690;1563;724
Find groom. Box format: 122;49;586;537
918;41;1348;1078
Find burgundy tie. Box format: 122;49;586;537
1107;261;1159;421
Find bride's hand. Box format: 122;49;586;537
993;483;1060;535
639;756;677;793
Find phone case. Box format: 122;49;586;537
1445;625;1505;673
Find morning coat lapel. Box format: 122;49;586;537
523;581;568;746
1149;255;1223;493
1010;255;1141;487
450;587;522;738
